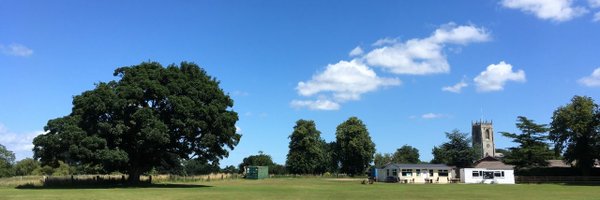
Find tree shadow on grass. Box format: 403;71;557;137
15;183;213;190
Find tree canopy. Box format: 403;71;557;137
285;119;327;174
501;116;554;169
431;130;479;168
33;62;240;182
335;117;375;176
0;144;15;177
374;153;392;168
392;145;421;164
550;95;600;175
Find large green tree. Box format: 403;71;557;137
550;96;600;175
501;116;554;169
33;62;240;183
430;130;479;168
335;117;375;176
0;144;15;177
373;153;392;168
285;119;326;174
392;145;421;164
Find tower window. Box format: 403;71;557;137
485;129;491;139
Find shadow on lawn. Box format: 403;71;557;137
15;183;213;190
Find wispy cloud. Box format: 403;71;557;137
501;0;588;22
0;123;45;160
349;46;364;57
442;78;468;93
0;43;34;57
474;61;526;92
421;113;449;119
291;99;340;111
578;67;600;87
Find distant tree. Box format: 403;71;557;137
270;164;287;175
32;62;240;183
550;96;600;175
32;165;54;176
14;158;40;176
285;119;326;174
52;161;72;176
184;159;220;175
374;153;392;168
431;130;479;168
0;144;15;177
324;141;340;173
501;116;554;169
221;165;238;174
238;152;275;173
335;117;376;176
392;145;421;164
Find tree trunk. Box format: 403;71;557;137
128;170;141;184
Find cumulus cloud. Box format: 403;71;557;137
474;61;526;92
349;46;364;57
578;67;600;87
290;99;340;111
421;113;448;119
501;0;588;22
589;0;600;7
442;79;468;93
0;43;33;57
364;23;490;75
0;123;45;160
296;59;401;102
372;37;399;46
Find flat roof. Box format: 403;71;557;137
382;163;453;169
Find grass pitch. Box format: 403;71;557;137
1;178;599;200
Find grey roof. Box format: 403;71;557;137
382;163;453;169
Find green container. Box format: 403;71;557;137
246;166;269;179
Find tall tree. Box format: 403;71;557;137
550;96;600;175
373;153;392;168
392;145;421;164
0;144;15;177
286;119;326;174
500;116;554;169
33;62;240;183
324;141;340;173
430;130;479;168
14;158;40;176
335;117;375;176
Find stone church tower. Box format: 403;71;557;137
472;120;495;158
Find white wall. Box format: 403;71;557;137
460;168;515;184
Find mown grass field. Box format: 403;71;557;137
1;178;599;200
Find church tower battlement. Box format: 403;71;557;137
472;120;495;158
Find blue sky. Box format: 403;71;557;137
1;0;600;167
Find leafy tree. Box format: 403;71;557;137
495;148;511;158
392;145;421;164
501;116;554;169
184;159;220;175
14;158;40;176
33;62;240;183
324;141;340;173
270;164;287;175
32;165;55;176
335;117;375;176
0;144;15;177
221;165;238;174
373;153;392;168
431;130;479;168
285;119;326;174
550;96;600;175
52;161;72;176
238;152;275;173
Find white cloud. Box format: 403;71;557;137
474;61;526;92
349;46;364;57
589;0;600;8
501;0;588;22
421;113;447;119
594;12;600;22
442;79;468;93
578;67;600;87
235;125;242;134
297;59;401;102
290;99;340;111
364;23;489;75
0;43;34;57
0;123;45;160
372;37;399;46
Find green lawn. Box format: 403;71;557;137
1;178;599;200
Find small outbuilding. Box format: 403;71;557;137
245;166;269;179
461;156;515;184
